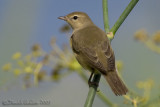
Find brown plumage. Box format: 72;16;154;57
58;12;128;95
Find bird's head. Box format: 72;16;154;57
58;12;94;30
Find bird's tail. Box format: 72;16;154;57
104;71;128;96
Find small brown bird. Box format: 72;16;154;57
58;12;128;95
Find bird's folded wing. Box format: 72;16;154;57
81;41;115;74
81;47;107;74
101;41;115;71
71;34;115;73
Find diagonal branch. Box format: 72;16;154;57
110;0;139;36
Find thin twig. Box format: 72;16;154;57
103;0;110;33
110;0;139;36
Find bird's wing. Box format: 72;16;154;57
82;40;115;73
101;40;115;71
81;47;108;74
71;33;115;74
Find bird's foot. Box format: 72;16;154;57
88;72;99;87
88;81;99;87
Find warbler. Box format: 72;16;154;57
58;12;128;95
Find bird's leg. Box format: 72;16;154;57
88;71;99;87
88;71;94;86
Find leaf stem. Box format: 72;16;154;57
84;74;101;107
110;0;139;36
103;0;110;33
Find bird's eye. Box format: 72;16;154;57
73;16;78;20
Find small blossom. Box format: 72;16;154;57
24;66;32;73
152;31;160;44
13;69;21;76
31;44;41;52
2;63;12;71
12;52;21;60
134;29;148;41
60;24;71;33
69;59;81;70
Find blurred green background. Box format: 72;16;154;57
0;0;160;107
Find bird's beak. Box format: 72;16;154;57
58;16;67;21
